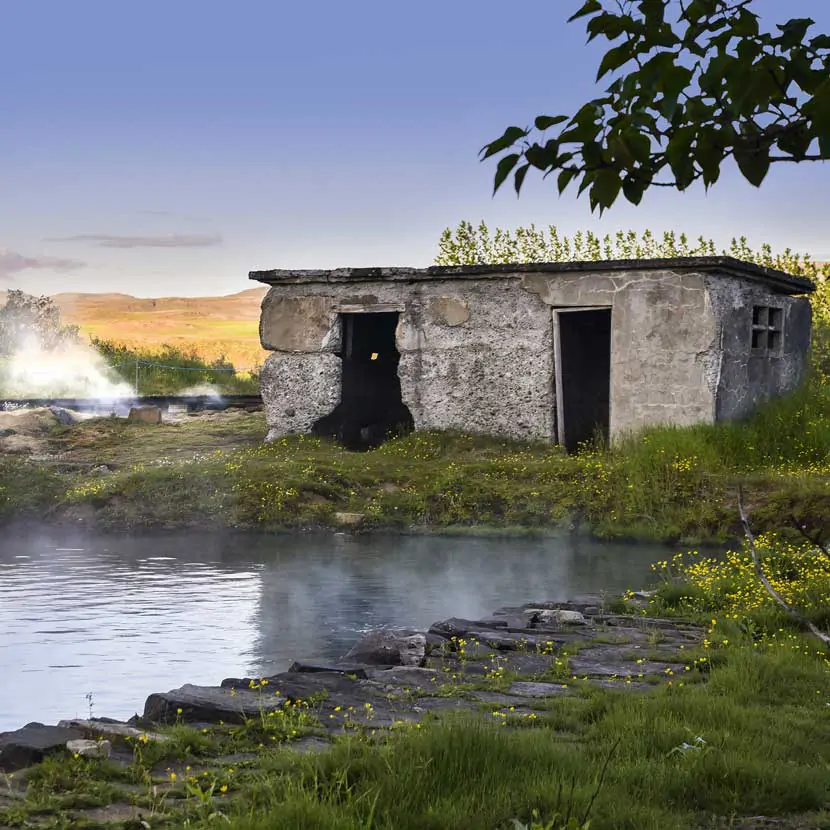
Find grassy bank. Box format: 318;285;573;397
1;374;830;543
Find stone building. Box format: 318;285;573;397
249;258;814;451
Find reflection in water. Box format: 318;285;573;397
0;529;666;731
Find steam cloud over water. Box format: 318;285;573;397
0;333;134;399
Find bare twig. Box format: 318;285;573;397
738;487;830;647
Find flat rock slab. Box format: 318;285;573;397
569;646;686;679
428;617;510;638
0;723;83;772
467;691;538;707
288;661;371;678
508;681;572;698
221;670;372;701
364;666;442;691
57;718;170;744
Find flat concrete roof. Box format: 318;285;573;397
249;256;815;295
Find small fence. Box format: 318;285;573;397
110;359;261;396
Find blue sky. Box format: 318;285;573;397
3;0;829;297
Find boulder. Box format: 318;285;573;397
288;661;370;678
66;738;111;759
128;406;162;425
342;630;426;667
427;617;509;639
0;408;59;436
0;723;83;772
48;406;83;426
333;512;364;527
525;609;588;627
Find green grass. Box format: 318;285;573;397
2;371;830;540
91;338;261;396
2;638;828;829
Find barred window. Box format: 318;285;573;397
751;305;783;355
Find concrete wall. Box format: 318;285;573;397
257;265;747;444
706;275;812;421
258;279;555;442
521;267;718;437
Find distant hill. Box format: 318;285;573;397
1;287;269;369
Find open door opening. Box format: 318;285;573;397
556;309;611;452
312;312;414;450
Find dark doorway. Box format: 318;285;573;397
312;312;414;450
557;309;611;452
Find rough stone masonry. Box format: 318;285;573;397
249;258;813;450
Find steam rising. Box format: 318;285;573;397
1;332;133;400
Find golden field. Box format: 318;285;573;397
51;287;270;369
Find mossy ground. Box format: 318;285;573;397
2;376;830;543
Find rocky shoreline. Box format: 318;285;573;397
0;595;703;774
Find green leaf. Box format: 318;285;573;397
818;134;830;158
666;125;697;188
777;17;814;49
525;142;556;170
695;130;725;187
557;168;578;194
534;115;568;131
568;0;602;23
809;34;830;50
626;130;652;164
777;123;813;159
592;169;622;211
493;153;520;194
658;64;694;101
805;79;830;136
479;127;529;161
582;141;603;168
577;171;596;197
731;8;759;38
609;135;633;167
587;13;624;43
621;174;645;205
637;0;666;25
733;147;771;187
790;51;823;95
597;43;633;80
514;163;531;196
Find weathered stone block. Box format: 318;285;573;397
128;406;162;425
66;738;111;759
260;294;337;352
260;352;341;439
343;630;426;667
0;723;83;772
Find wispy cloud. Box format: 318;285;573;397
0;249;86;281
134;210;212;222
46;233;223;248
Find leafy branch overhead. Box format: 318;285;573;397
481;0;830;212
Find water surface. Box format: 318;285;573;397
0;529;668;731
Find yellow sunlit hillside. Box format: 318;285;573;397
46;288;269;370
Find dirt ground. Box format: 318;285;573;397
0;406;267;468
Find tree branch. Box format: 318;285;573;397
738;488;830;647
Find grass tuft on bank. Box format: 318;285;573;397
1;373;830;542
